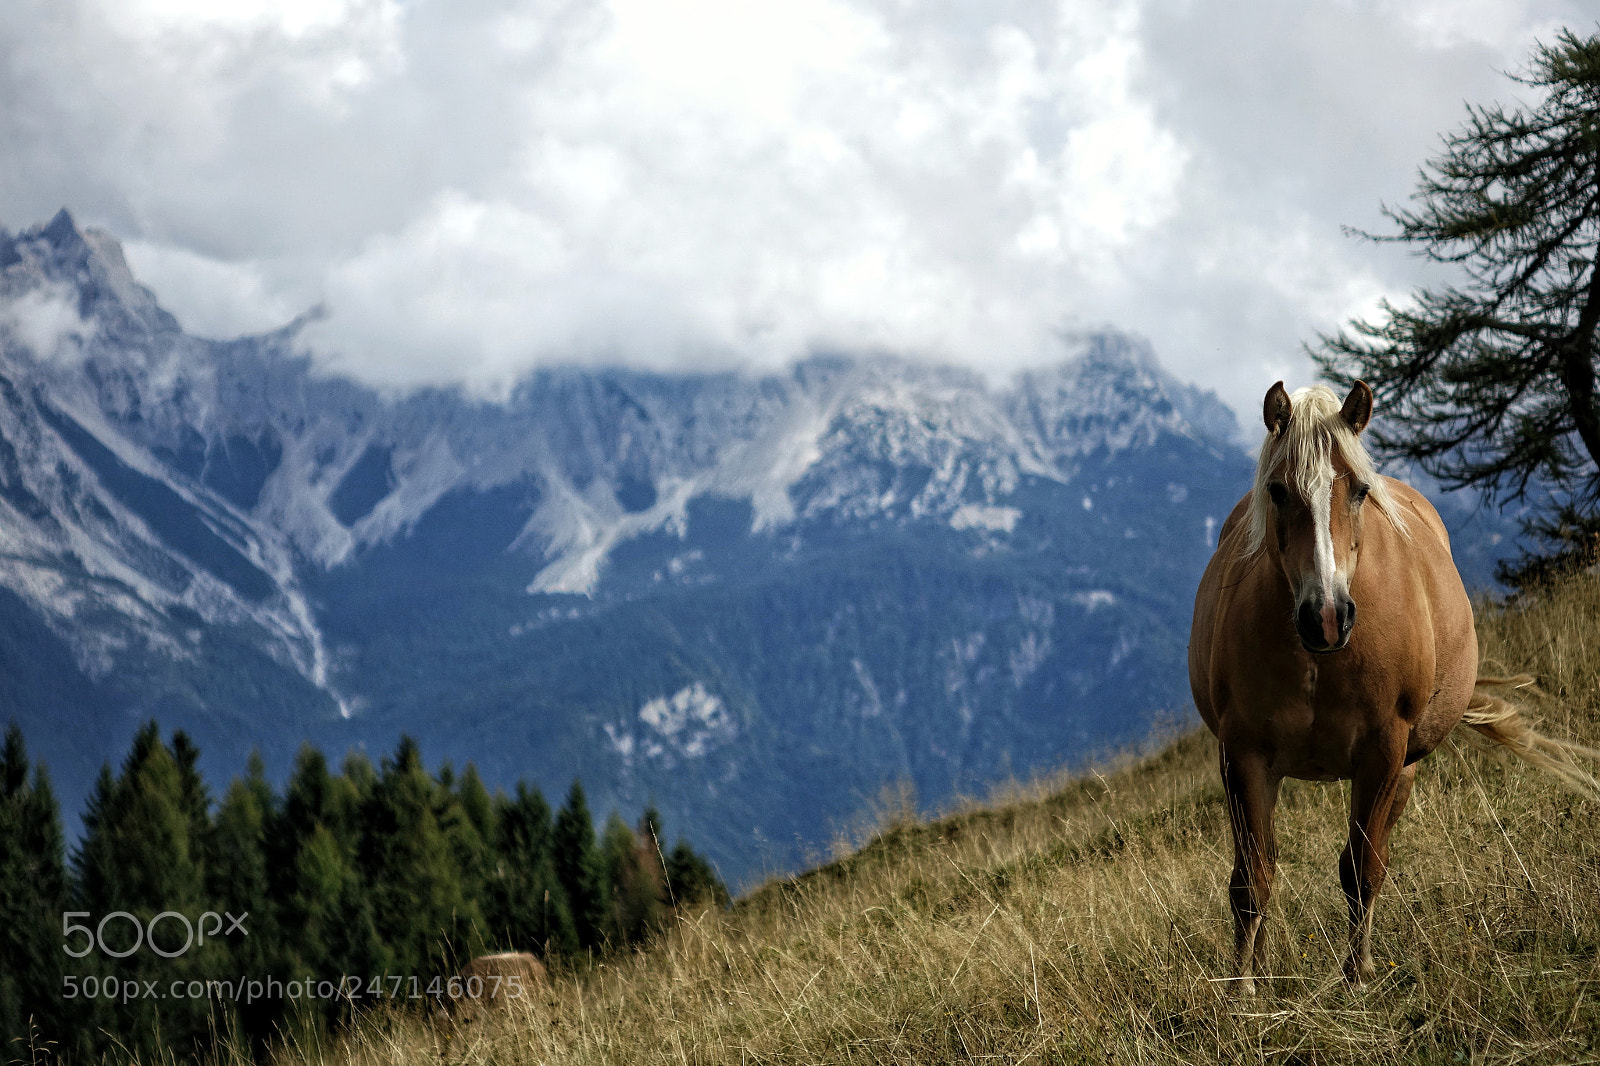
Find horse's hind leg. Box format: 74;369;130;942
1341;750;1415;984
1221;746;1280;995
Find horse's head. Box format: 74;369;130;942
1247;380;1402;654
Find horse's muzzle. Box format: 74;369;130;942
1296;596;1355;653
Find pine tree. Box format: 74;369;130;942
1313;30;1600;581
598;811;669;948
71;763;117;911
552;781;607;951
279;744;335;850
455;765;495;857
633;805;671;926
68;725;212;1061
441;763;494;911
665;839;731;911
321;750;385;1012
0;724;70;1058
209;757;272;916
171;729;213;858
287;823;361;969
486;783;577;958
341;749;378;800
206;759;277;1046
74;725;205;923
0;724;31;1045
1;721;23;796
357;736;482;978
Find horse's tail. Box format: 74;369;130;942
1455;676;1600;799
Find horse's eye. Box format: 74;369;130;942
1267;482;1288;506
1352;484;1370;506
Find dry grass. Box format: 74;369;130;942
253;574;1600;1066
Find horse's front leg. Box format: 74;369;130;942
1221;745;1280;995
1341;743;1415;984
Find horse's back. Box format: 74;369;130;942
1380;474;1453;552
1368;476;1478;750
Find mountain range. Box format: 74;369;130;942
0;209;1518;885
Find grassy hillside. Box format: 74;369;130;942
256;573;1600;1066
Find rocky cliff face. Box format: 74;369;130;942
0;213;333;699
2;209;1500;884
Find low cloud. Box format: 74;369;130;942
0;0;1588;416
0;283;95;364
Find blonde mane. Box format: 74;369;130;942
1241;384;1408;557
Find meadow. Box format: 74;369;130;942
251;572;1600;1066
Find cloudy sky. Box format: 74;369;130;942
0;0;1589;422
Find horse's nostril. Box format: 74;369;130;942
1295;598;1356;650
1296;601;1326;648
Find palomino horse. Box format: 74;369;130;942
1190;380;1598;992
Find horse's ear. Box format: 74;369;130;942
1263;381;1291;436
1340;380;1373;434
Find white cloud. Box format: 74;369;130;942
120;241;305;338
0;284;95;364
1;0;1589;419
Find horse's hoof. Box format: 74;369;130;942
1342;958;1374;986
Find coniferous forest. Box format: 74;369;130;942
0;721;728;1064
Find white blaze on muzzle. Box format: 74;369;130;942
1311;477;1340;645
1289;466;1350;650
